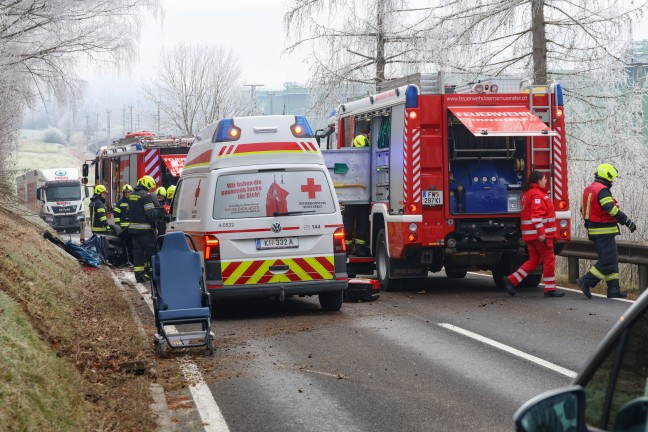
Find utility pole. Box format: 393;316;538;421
106;109;111;139
129;104;133;132
122;105;127;135
244;84;264;115
95;112;100;142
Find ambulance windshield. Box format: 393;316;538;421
213;170;335;219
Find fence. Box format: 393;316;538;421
559;238;648;291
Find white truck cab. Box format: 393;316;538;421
168;115;347;311
16;168;86;233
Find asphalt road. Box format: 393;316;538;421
139;271;629;432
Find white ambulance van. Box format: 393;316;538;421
168;115;348;311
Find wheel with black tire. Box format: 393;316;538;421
446;270;467;279
319;290;343;311
206;335;214;356
156;340;167;358
376;229;404;292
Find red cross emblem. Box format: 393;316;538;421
194;179;201;206
301;177;322;199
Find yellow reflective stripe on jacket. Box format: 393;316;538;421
99;216;107;222
609;206;619;216
599;196;614;206
583;192;593;219
587;226;619;235
144;203;155;210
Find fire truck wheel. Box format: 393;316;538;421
319;290;343;311
376;229;405;292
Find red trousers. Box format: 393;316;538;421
508;239;556;291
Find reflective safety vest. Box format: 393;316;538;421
520;184;556;242
582;181;620;236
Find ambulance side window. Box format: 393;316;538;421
173;177;205;221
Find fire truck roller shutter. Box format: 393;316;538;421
448;106;558;137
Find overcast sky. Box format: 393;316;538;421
75;1;648;135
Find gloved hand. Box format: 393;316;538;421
625;220;637;233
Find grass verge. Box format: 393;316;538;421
0;202;156;431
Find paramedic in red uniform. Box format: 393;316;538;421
503;171;563;297
576;164;636;299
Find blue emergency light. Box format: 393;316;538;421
405;85;419;108
291;115;314;138
554;83;564;106
213;118;241;142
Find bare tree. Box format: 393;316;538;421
435;0;647;84
143;43;247;136
0;0;160;196
284;0;442;87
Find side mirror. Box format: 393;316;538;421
36;188;43;201
514;386;585;432
82;163;89;178
84;186;90;198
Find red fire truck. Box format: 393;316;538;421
88;131;193;207
318;73;571;290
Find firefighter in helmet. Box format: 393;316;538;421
576;164;637;299
353;129;370;147
166;185;176;201
89;184;116;235
344;128;371;256
155;186;169;237
129;176;164;283
114;184;134;264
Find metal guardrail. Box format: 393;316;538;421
559;238;648;290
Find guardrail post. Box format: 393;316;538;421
639;265;648;293
568;257;579;283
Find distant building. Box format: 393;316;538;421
257;83;311;116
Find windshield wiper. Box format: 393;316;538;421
273;210;317;216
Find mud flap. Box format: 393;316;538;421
389;258;428;279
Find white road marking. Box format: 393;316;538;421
120;271;230;432
439;322;577;378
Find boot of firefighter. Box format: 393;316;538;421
607;280;627;298
355;239;370;257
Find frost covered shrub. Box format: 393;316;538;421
42;127;66;144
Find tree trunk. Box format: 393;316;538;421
375;0;386;87
531;0;547;85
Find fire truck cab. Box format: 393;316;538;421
318;73;571;291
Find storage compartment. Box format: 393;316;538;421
448;113;526;215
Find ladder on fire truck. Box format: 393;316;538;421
525;79;556;198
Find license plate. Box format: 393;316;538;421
422;190;443;206
256;237;299;250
